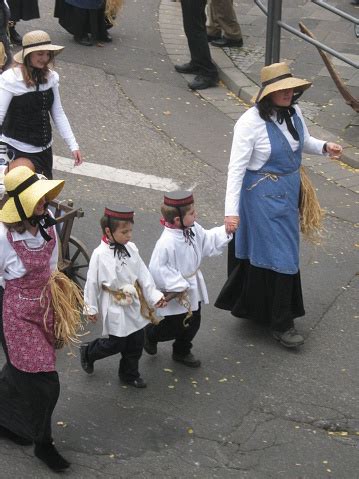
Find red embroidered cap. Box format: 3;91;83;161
163;191;194;207
104;206;134;221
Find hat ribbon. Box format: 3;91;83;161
183;226;195;246
7;174;39;222
255;72;293;103
23;40;52;49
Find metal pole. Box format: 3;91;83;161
272;0;282;63
265;0;275;65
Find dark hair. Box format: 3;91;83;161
257;90;303;122
160;203;193;224
21;51;55;87
100;215;134;235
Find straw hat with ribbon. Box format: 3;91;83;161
14;30;64;64
253;62;312;104
0;166;64;225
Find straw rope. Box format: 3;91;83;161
299;166;324;242
41;270;86;349
105;0;124;24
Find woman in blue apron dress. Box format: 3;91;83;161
215;62;343;348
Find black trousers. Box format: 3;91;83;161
146;306;201;356
5;143;53;179
180;0;218;78
0;287;60;445
87;329;144;381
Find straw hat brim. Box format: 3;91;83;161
0;179;64;223
13;45;64;64
252;77;312;104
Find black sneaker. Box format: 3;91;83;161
119;376;147;388
143;326;157;355
34;443;70;472
80;343;94;374
272;328;304;348
174;62;202;75
188;75;218;90
172;352;201;368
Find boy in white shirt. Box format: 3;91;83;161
81;206;166;388
146;191;231;368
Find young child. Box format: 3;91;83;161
146;191;231;368
81;206;166;388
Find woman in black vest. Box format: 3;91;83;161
0;30;82;179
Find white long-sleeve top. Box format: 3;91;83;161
0;67;79;153
0;221;59;288
84;240;164;337
149;223;231;316
225;105;326;216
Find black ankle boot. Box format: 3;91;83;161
34;443;70;472
9;24;22;46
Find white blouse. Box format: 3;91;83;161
225;105;326;216
149;223;231;316
0;67;79;153
84;240;164;338
0;222;59;288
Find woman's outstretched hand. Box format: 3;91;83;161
225;215;240;234
72;150;83;166
326;142;343;159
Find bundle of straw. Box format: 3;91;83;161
105;0;124;24
41;270;85;348
299;166;324;242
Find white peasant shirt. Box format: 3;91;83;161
84;240;164;338
225;105;326;216
149;222;232;316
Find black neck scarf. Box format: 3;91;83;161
109;241;131;260
183;226;195;246
28;212;57;242
275;106;299;141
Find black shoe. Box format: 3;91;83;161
9;26;22;46
143;326;157;355
80;343;94;374
34;443;70;472
99;33;112;43
272;328;304;348
188;75;218;90
119;376;147;388
211;37;243;48
175;62;202;75
207;34;221;42
74;35;93;46
172;352;201;368
0;425;33;446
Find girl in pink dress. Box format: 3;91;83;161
0;165;70;472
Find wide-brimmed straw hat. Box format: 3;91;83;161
0;166;64;223
253;62;312;103
13;30;64;64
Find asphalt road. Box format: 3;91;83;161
0;1;358;478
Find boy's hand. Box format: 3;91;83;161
155;297;167;308
87;314;98;323
225;215;239;234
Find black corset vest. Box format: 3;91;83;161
3;89;54;148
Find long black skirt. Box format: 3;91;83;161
54;0;106;40
0;287;60;444
8;0;40;21
215;258;305;332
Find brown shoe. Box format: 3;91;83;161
172;352;201;368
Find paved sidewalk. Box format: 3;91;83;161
159;0;359;194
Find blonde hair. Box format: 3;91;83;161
105;0;124;25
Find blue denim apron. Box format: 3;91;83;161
235;113;304;274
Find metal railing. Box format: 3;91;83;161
255;0;359;68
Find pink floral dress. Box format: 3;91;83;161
2;228;56;372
